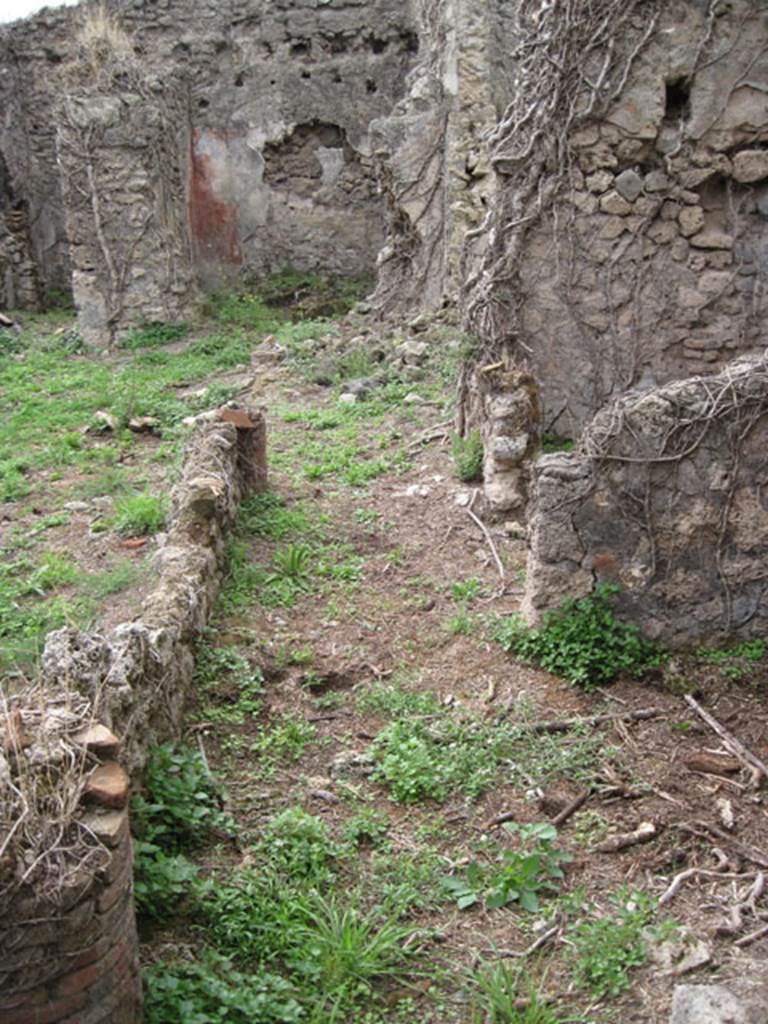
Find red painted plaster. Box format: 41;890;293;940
188;128;243;265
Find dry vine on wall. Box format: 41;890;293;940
459;0;662;412
460;0;768;441
56;6;191;348
583;358;768;632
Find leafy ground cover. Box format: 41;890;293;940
4;284;768;1022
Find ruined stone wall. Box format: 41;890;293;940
463;1;768;442
58;80;196;347
0;8;73;300
369;0;501;314
0;205;43;312
0;0;418;301
158;0;418;285
523;355;768;648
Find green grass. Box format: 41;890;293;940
193;641;265;725
451;431;484;482
119;320;189;350
470;961;580;1024
0;317;264;509
0;552;93;673
113;490;167;536
84;559;145;599
249;714;317;774
356;677;441;718
694;639;765;682
272;398;412;487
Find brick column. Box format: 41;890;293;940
0;728;142;1024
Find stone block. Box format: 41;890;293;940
690;230;734;250
661;201;681;221
569;125;599;148
78;809;129;849
598;216;626;240
578;143;618;172
599;190;632;216
219;406;257;429
572;191;598;214
684;288;708;307
669;984;752;1024
698;271;733;295
644;170;671;192
614;169;643;202
648;221;678;244
732;149;768;183
585;170;614;193
678;206;705;237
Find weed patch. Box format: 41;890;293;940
194;641;264;725
119;321;189;350
442;824;570;912
144;952;303;1024
132;745;235;918
113;490;167;536
370;718;512;803
694;639;765;682
249;714;317;773
567;889;654;998
451;431;483;482
495;584;661;689
356;678;441;718
470;961;580;1024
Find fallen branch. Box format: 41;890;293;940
682;751;741;776
735;922;768;948
552;790;589;827
407;420;452;450
593;821;657;853
483;810;516;830
716;873;767;938
684;695;768;783
524;707;660;733
465;496;505;581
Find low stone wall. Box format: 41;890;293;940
0;403;266;1022
523;355;768;648
40;404;266;773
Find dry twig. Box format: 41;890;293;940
684;695;768;782
465;491;505;580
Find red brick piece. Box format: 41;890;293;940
4;709;31;753
83;762;129;810
0;991;87;1024
72;724;121;760
220;406;254;429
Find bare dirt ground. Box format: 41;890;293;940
143;341;768;1022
